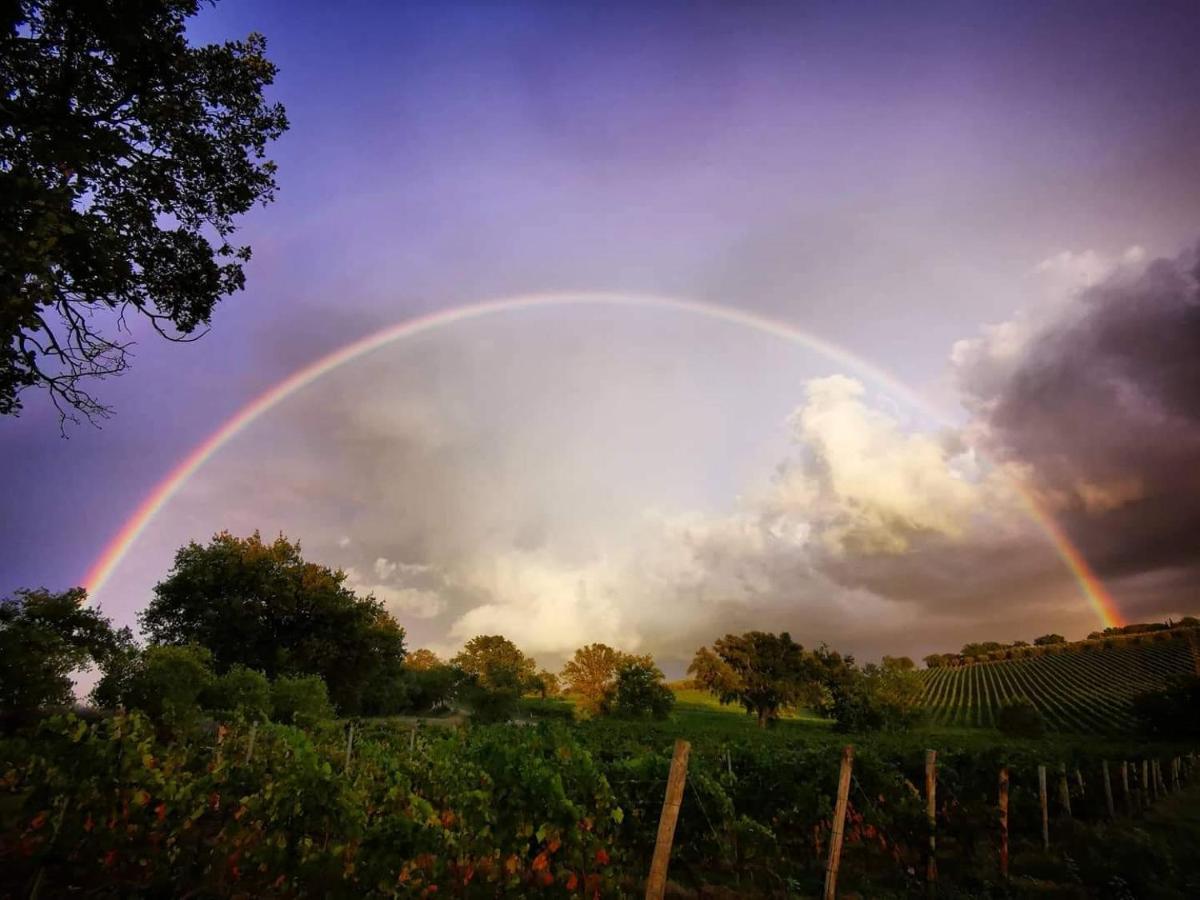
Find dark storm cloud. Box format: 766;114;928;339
965;245;1200;585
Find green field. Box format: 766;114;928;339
920;629;1200;733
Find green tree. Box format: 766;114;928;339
271;674;334;727
689;632;818;727
1033;633;1066;646
532;668;561;699
140;531;407;715
1;0;287;422
451;635;536;694
202;663;271;722
605;659;674;720
0;586;122;719
561;643;647;715
123;644;214;728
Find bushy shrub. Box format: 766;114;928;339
997;697;1044;738
605;661;674;720
1131;675;1200;738
460;684;520;723
202;664;271;722
123;644;214;728
271;674;334;727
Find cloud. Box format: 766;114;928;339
954;241;1200;610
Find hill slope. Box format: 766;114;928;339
920;628;1200;733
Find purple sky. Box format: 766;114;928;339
4;0;1200;669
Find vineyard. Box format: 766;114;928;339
921;628;1200;733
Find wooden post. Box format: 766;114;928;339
1058;764;1072;819
1151;760;1160;802
998;767;1009;880
1102;761;1115;819
409;726;416;752
1121;761;1131;815
1143;760;1150;806
245;721;257;764
645;739;691;900
925;750;938;892
1174;757;1182;792
344;721;354;773
1038;765;1049;851
1075;768;1085;798
822;745;855;900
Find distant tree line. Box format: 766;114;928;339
923;617;1200;668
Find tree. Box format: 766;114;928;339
202;664;271;722
1033;633;1066;646
881;655;915;671
404;648;443;671
689;632;818;727
140;532;407;715
452;635;537;694
271;674;334;728
532;669;561;699
605;659;674;720
452;635;537;722
1;0;287;422
123;644;214;728
561;643;647;715
0;587;122;719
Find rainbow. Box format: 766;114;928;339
82;291;1123;628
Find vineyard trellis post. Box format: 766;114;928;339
1173;757;1181;792
1038;765;1049;850
245;721;257;764
823;744;855;900
1151;760;1159;802
1121;761;1130;816
1074;769;1085;799
998;767;1009;880
925;749;938;892
1057;764;1072;819
1102;761;1115;820
1142;760;1150;807
645;738;690;900
345;721;355;774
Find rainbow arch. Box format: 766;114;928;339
82;291;1123;628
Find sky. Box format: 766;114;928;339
3;0;1200;674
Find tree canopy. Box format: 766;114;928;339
0;587;123;719
1;0;287;422
139;532;406;714
560;643;650;715
451;635;536;694
689;631;819;727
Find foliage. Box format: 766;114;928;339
560;643;644;715
604;660;674;720
452;635;537;694
404;648;443;671
122;644;214;728
1131;675;1200;738
271;674;334;728
0;587;122;718
820;656;924;733
689;631;818;727
406;664;461;713
1034;633;1066;646
0;0;287;422
996;697;1045;738
202;664;272;722
140;532;407;714
532;669;561;699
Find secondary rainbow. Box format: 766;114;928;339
82;291;1124;628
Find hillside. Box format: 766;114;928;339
920;627;1200;733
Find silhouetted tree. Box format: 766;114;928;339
0;587;123;720
1;0;287;422
1033;634;1066;646
140;532;407;715
605;659;674;720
